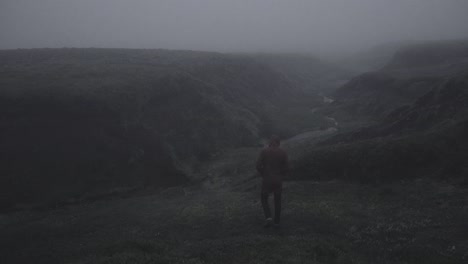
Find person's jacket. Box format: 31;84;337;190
256;146;289;184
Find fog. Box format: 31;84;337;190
1;0;468;54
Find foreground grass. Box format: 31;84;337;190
1;179;467;264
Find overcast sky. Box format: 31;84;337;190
1;0;468;54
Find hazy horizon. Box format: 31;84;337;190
1;0;468;55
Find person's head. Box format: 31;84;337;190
268;135;281;147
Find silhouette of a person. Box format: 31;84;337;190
256;135;289;227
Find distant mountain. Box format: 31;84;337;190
327;40;468;123
335;41;411;73
246;53;352;94
384;40;468;71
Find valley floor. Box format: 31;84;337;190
1;177;467;264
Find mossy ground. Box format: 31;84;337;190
1;178;466;264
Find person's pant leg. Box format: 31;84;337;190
261;191;271;219
273;191;282;224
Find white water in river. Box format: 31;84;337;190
325;116;339;127
323;96;335;104
287;127;338;142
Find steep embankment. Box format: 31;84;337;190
0;48;338;210
1;47;468;264
0;49;267;208
327;40;468;123
293;41;468;183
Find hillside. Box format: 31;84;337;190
326;40;468;123
336;41;410;73
292;42;468;184
1;43;468;264
384;40;468;71
247;53;352;94
0;48;341;210
1;157;467;264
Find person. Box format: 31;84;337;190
256;135;289;228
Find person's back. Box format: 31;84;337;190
256;135;289;227
258;146;288;185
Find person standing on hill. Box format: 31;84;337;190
256;135;289;228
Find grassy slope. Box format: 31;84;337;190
327;41;468;124
1;170;467;264
1;134;467;264
2;44;468;263
0;48;336;210
292;74;468;184
296;42;468;184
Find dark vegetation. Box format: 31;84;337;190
293;41;468;185
0;48;335;210
1;40;468;264
1;180;467;264
327;40;468;122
